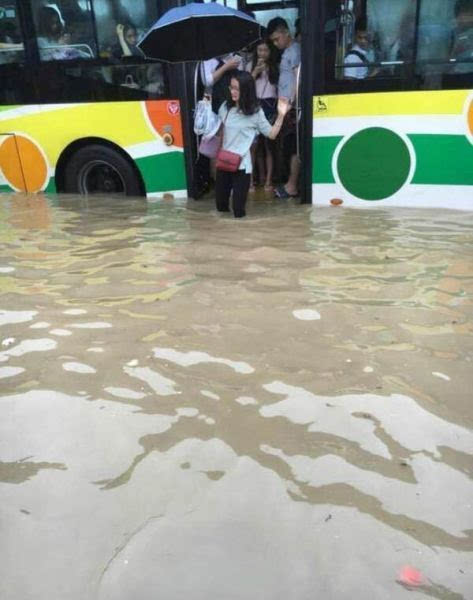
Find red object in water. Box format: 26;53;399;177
398;566;423;586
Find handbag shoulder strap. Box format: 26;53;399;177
221;106;240;149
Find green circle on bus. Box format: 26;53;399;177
336;127;412;200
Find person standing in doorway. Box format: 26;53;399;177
216;71;290;218
268;17;301;199
247;38;279;193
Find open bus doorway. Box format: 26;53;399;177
182;0;312;205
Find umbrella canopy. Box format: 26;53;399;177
138;2;261;62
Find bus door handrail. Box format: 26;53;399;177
295;63;301;158
194;61;200;160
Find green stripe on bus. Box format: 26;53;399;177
44;178;57;193
135;151;186;193
312;133;473;187
0;185;11;192
312;136;341;184
409;135;473;186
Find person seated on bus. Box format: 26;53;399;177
451;0;473;73
343;17;379;80
200;54;242;113
36;4;85;60
112;23;143;58
144;63;165;96
0;21;24;63
268;17;301;199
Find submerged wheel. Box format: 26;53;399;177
64;145;143;196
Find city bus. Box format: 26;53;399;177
0;0;472;209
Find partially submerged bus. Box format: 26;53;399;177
0;0;472;209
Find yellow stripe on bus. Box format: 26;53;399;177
314;90;470;118
1;102;156;163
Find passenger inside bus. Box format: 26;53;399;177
391;3;416;66
144;63;165;96
246;38;279;193
36;4;90;60
268;17;301;199
451;0;473;72
0;19;23;63
112;23;143;58
344;17;379;79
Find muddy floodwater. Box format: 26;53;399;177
0;193;472;600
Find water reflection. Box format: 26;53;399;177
0;194;472;599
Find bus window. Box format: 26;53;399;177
329;0;473;86
418;0;472;75
61;62;167;100
91;0;158;59
0;1;24;64
450;0;473;73
33;1;96;61
367;0;415;68
332;0;416;81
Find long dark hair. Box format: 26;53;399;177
250;39;280;85
38;6;64;39
226;70;259;116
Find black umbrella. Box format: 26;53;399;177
138;2;261;62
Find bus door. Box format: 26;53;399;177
180;0;314;203
241;1;302;196
176;59;208;199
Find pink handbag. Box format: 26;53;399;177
215;148;242;172
199;130;222;158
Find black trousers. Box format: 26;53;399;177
215;169;251;218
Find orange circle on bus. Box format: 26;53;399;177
0;135;48;192
145;101;183;148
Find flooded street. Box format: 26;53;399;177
0;193;472;599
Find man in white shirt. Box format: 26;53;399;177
268;17;301;199
344;17;377;80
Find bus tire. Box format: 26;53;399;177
63;145;143;196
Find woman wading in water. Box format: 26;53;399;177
216;70;289;218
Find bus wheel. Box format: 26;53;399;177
64;145;143;196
